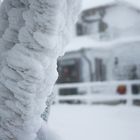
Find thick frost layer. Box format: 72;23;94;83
0;0;80;140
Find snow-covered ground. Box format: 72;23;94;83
48;105;140;140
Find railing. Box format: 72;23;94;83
53;80;140;106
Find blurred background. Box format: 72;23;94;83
55;0;140;106
48;1;140;140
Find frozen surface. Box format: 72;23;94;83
0;0;81;140
48;105;140;140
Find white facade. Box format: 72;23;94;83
59;37;140;82
57;1;140;84
77;2;140;40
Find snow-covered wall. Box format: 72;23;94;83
104;4;140;39
111;42;140;80
61;39;140;82
78;3;140;40
0;0;80;140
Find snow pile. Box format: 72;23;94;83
0;0;80;140
49;105;140;140
36;123;61;140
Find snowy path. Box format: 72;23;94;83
48;105;140;140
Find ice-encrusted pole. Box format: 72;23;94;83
0;0;80;140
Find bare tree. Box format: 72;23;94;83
0;0;80;140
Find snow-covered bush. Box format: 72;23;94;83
0;0;80;140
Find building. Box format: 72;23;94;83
57;0;140;84
57;37;140;83
77;0;140;40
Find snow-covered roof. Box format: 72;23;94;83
82;0;140;11
122;0;140;10
66;36;140;52
82;0;116;11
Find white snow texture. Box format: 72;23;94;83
0;0;80;140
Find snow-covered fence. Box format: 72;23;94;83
53;80;140;105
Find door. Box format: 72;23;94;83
95;58;106;81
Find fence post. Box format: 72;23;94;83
126;83;133;106
54;86;59;104
87;84;91;105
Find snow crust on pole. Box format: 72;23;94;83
0;0;80;140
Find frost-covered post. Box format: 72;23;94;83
0;0;80;140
